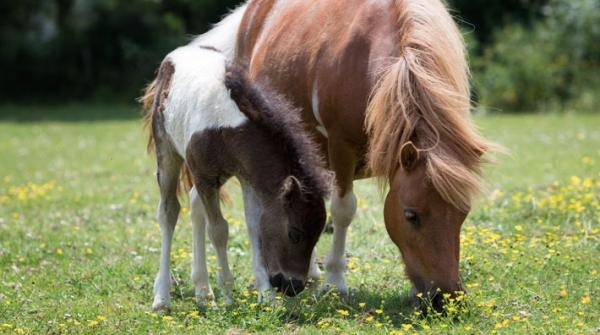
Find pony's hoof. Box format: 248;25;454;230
152;295;171;312
195;286;215;306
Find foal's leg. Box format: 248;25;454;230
200;188;234;304
240;180;273;302
190;187;214;304
152;151;182;311
307;248;322;287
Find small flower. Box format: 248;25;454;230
375;309;383;314
581;295;591;304
337;309;349;316
358;302;366;308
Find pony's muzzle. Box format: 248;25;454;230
269;273;305;296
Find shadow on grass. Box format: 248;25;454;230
283;287;416;328
0;102;142;122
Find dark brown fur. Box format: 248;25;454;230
224;63;331;199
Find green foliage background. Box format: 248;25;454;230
1;0;598;112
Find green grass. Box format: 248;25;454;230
0;105;598;334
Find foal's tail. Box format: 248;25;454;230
140;62;230;204
140;69;193;197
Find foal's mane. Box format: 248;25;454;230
366;0;499;211
225;64;330;199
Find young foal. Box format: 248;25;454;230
142;45;329;311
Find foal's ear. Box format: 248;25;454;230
400;141;420;171
280;175;303;205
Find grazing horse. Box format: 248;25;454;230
236;0;497;310
141;39;329;309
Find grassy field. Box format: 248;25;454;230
0;105;598;334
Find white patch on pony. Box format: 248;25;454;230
323;190;356;296
162;46;248;157
311;78;328;138
190;3;248;59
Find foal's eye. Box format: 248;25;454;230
288;228;302;244
404;209;420;226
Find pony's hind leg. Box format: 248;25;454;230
190;187;214;304
152;149;182;311
198;186;234;304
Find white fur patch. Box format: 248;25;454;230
311;78;328;138
190;3;248;60
162;46;248;157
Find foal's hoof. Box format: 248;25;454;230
257;290;275;304
320;283;349;299
152;295;171;312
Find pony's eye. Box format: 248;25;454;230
288;228;302;244
404;209;420;226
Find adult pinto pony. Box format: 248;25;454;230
236;0;497;309
141;6;329;310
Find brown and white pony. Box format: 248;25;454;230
236;0;497;310
141;25;329;309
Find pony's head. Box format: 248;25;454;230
383;140;472;311
225;63;330;295
365;0;499;310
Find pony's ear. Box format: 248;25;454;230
280;175;303;205
400;141;420;171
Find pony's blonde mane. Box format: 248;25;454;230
366;0;498;212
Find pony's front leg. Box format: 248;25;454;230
241;181;273;302
152;159;182;311
323;189;356;297
190;187;214;304
201;188;234;304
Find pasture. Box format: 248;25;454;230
0;104;598;334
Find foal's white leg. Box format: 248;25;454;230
202;190;234;304
323;190;357;296
307;248;322;288
190;187;214;303
240;181;273;302
152;161;181;311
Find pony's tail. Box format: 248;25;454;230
139;64;231;205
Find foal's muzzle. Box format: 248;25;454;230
269;273;305;296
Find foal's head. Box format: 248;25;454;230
225;64;330;295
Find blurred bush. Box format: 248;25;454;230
0;0;241;102
1;0;598;112
466;0;600;112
